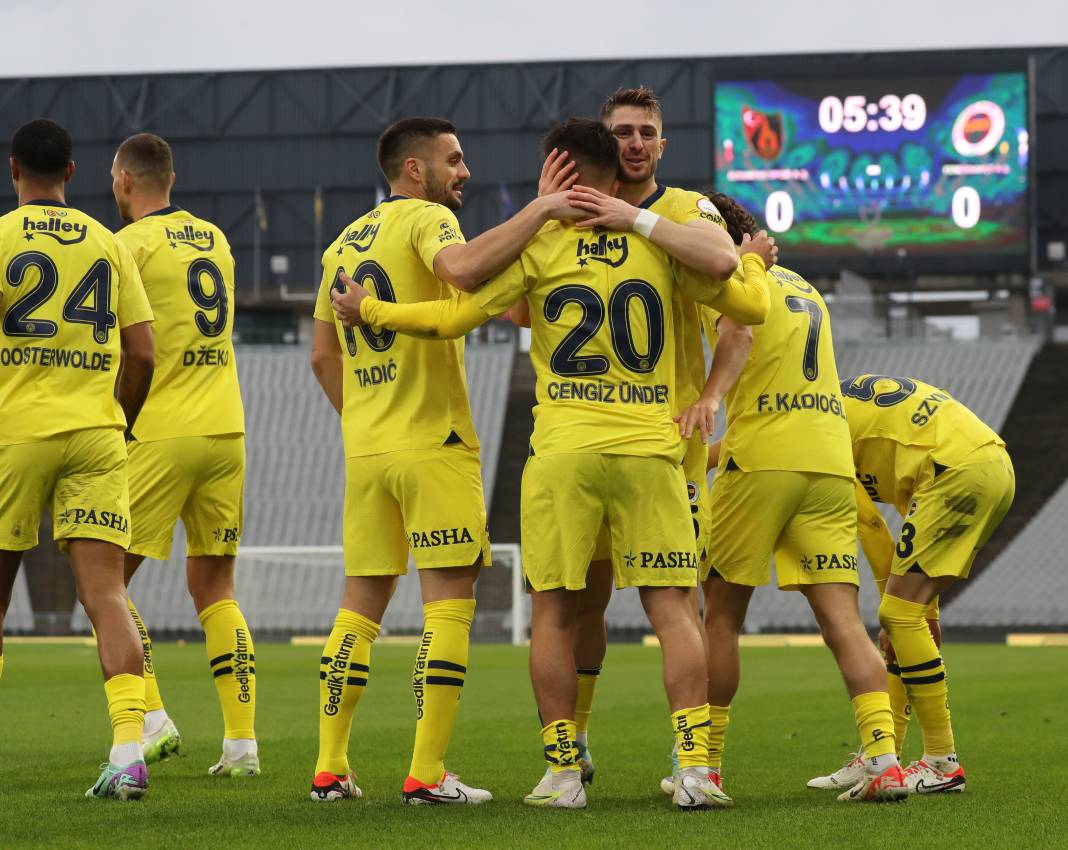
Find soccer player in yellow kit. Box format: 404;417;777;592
310;117;587;805
816;375;1013;794
110;134;258;777
692;194;907;803
0;119;155;799
339;119;768;810
510;89;775;788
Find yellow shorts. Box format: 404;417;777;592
128;435;245;560
891;443;1015;580
591;433;710;566
522;452;698;592
706;467;858;589
0;428;130;552
344;445;489;576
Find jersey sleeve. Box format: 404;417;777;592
361;290;490;340
313;261;335;322
114;240;154;328
411;204;466;272
667;190;727;230
472;253;532;317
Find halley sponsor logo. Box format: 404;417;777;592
22;216;86;245
337;222;379;254
165;223;215;251
576;233;628;267
407;527;475;549
323;632;356;716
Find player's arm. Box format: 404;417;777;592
358;289;492;340
117;322;154;435
855;481;895;596
677;313;752;441
310;320;344;414
566;186;738;280
702;249;772;325
502;296;531;328
707;439;723;471
432;193;577;291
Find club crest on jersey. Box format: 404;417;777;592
21;216;86;245
576;233;628;268
166;223;215;252
337;222;380;255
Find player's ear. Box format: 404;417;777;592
404;156;422;183
64;161;75;183
609;177;620;197
9;157;18;184
169;171;176;191
658;136;667;155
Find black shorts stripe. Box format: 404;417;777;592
213;666;233;678
209;653;233;667
427;659;467;674
898;657;942;674
886;663;902;676
425;675;465;687
901;671;946;685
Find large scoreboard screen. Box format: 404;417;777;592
714;72;1029;272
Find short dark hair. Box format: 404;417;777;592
599;86;663;124
10;118;72;179
705;191;758;246
116;133;174;190
377;117;456;181
541;118;619;181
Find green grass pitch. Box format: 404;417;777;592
1;642;1065;849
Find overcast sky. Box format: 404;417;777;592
5;0;1067;78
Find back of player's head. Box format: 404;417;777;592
377;117;457;181
599;86;663;124
705;191;758;246
10;118;72;180
115;133;174;191
541;118;619;183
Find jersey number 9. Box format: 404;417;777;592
187;258;229;337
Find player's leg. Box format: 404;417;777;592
521;452;603;809
180;435;259;776
571;555;612;782
607;455;728;810
124;437;189;764
312;451;402;801
0;551;21;680
880;447;1013;794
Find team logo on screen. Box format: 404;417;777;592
951;100;1006;157
742;105;784;160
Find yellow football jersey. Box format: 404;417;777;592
314;196;478;457
840;374;1004;513
702;264;853;477
116;206;244;441
473;220;724;462
643;185;728;410
0;200;153;445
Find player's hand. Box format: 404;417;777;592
740;230;778;268
502;296;532;328
878;628;897;664
927;618;942;649
540;190;588;222
538;148;578;197
567;186;640;231
675;396;720;441
331;271;371;327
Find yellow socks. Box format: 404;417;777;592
851;691;896;758
879;593;955;756
671;704;712;769
886;663;911;757
316;608;379;776
127;597;164;713
0;654;4;680
541;719;579;772
708;704;731;769
199;599;256;740
104;672;145;760
408;598;475;785
575;666;600;741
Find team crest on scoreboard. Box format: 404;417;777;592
742;105;784;161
